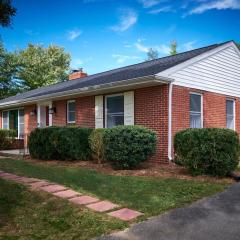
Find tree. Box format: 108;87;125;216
236;42;240;50
170;40;177;55
146;47;159;61
15;44;71;90
0;41;20;99
0;0;16;27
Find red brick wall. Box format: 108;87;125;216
172;85;190;140
235;99;240;133
24;105;37;147
52;96;95;128
203;91;227;128
52;100;67;126
172;85;240;156
76;96;95;128
24;105;37;135
135;85;169;164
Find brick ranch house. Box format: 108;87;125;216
0;40;240;163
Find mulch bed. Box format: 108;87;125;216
20;156;235;184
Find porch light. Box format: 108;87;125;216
30;109;37;116
49;107;56;114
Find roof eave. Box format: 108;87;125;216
0;75;174;109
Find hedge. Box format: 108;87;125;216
0;129;17;150
174;128;240;177
103;125;157;169
29;126;92;161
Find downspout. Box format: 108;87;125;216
168;82;173;161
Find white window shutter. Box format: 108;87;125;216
124;91;134;125
95;95;104;128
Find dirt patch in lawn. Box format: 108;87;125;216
21;156;234;184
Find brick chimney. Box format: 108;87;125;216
69;68;87;80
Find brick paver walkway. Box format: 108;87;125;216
0;170;143;221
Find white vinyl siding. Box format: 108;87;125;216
190;93;202;128
161;45;240;98
105;94;124;128
95;95;103;128
67;100;76;123
226;99;235;130
124;91;134;125
2;111;9;129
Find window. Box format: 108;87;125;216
106;94;124;128
226;99;235;129
18;109;24;139
190;93;202;128
1;109;25;138
2;111;9;129
67;100;76;123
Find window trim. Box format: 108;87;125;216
2;108;24;139
67;100;76;124
226;98;235;130
190;92;203;128
2;110;9;130
18;108;24;139
105;93;124;128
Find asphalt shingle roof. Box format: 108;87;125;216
0;41;229;105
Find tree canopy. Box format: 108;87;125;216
170;41;177;55
146;48;159;61
0;0;16;27
0;42;71;99
0;41;20;99
15;44;71;90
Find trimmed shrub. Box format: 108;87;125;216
103;125;157;169
29;126;92;161
0;129;17;150
174;128;240;177
89;129;106;164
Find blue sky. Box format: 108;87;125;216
1;0;240;74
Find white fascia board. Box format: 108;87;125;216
0;75;173;109
157;41;236;78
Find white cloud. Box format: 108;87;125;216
139;0;168;8
112;54;141;64
156;44;171;54
148;5;173;14
111;9;138;32
135;42;149;52
188;0;240;15
135;41;170;55
183;41;197;51
137;37;146;42
165;24;176;35
67;29;82;41
25;29;39;36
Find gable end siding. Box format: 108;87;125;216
165;45;240;97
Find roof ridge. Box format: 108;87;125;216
71;41;232;81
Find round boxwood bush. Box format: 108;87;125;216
103;125;157;169
174;128;240;177
29;126;93;161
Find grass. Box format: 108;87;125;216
0;178;127;240
0;158;228;219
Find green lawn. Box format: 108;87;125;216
0;158;227;219
0;178;126;240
